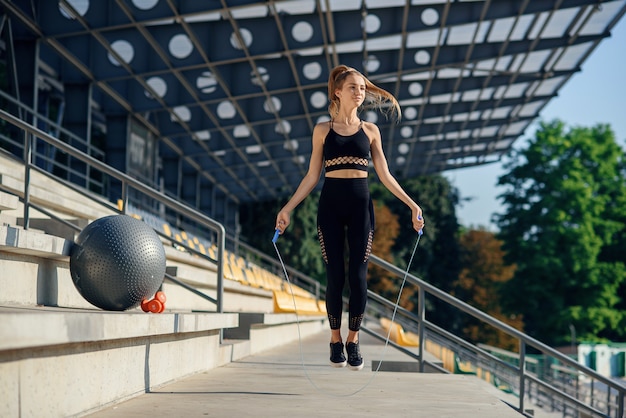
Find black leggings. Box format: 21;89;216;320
317;177;374;332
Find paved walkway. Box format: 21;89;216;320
88;330;524;418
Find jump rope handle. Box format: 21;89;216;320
274;216;422;242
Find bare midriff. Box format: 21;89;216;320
325;169;368;179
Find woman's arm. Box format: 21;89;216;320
275;123;327;233
367;122;425;232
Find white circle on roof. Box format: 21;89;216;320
284;140;298;151
108;40;134;66
396;156;406;165
303;62;322;80
217;101;236;119
364;111;378;123
264;97;282;114
171;106;191;123
59;0;89;19
404;106;417;120
276;120;292;135
421;8;439;26
414;50;430;65
292;21;314;42
401;127;413;139
364;56;380;73
145;76;167;99
362;14;381;34
230;28;253;50
317;115;331;124
197;71;217;94
251;67;269;86
398;143;410;154
409;82;423;97
132;0;158;10
233;125;250;138
196;130;210;140
310;91;326;109
169;34;193;59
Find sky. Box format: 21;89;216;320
444;14;626;230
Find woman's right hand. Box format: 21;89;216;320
276;210;291;234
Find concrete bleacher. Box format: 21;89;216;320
0;152;327;417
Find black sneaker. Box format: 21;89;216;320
329;341;347;368
346;341;364;371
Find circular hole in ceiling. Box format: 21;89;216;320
363;56;380;73
317;115;330;124
421;8;439;26
264;97;282;114
230;28;253;50
401;127;413;139
195;130;210;141
59;0;89;19
404;107;418;120
398;143;410;154
292;21;314;42
171;106;191;123
145;76;167;99
233;125;250;138
169;34;194;59
310;91;326;109
396;156;406;165
414;50;431;65
197;71;217;94
217;101;236;119
276;120;292;135
362;14;381;34
246;145;262;154
108;40;134;66
132;0;158;10
409;82;423;97
303;62;322;80
284;140;299;151
251;67;269;86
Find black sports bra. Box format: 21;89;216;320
323;121;370;172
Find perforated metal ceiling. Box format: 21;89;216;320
4;0;626;204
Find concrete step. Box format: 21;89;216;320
0;305;240;418
0;190;19;211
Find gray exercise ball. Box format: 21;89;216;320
70;214;166;311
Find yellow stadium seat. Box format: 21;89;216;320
380;317;419;347
273;291;323;315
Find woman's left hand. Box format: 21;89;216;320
411;206;425;233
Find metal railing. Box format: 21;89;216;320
0;108;226;313
367;254;626;418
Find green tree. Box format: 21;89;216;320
453;229;522;351
495;120;626;346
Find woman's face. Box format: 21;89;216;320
335;73;366;108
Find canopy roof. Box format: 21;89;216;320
4;0;626;203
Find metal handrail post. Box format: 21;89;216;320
23;131;32;229
418;286;425;373
519;340;526;414
216;226;225;313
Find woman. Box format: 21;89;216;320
275;65;424;371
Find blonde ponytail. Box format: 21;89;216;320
327;65;401;121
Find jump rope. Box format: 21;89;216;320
271;216;423;397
